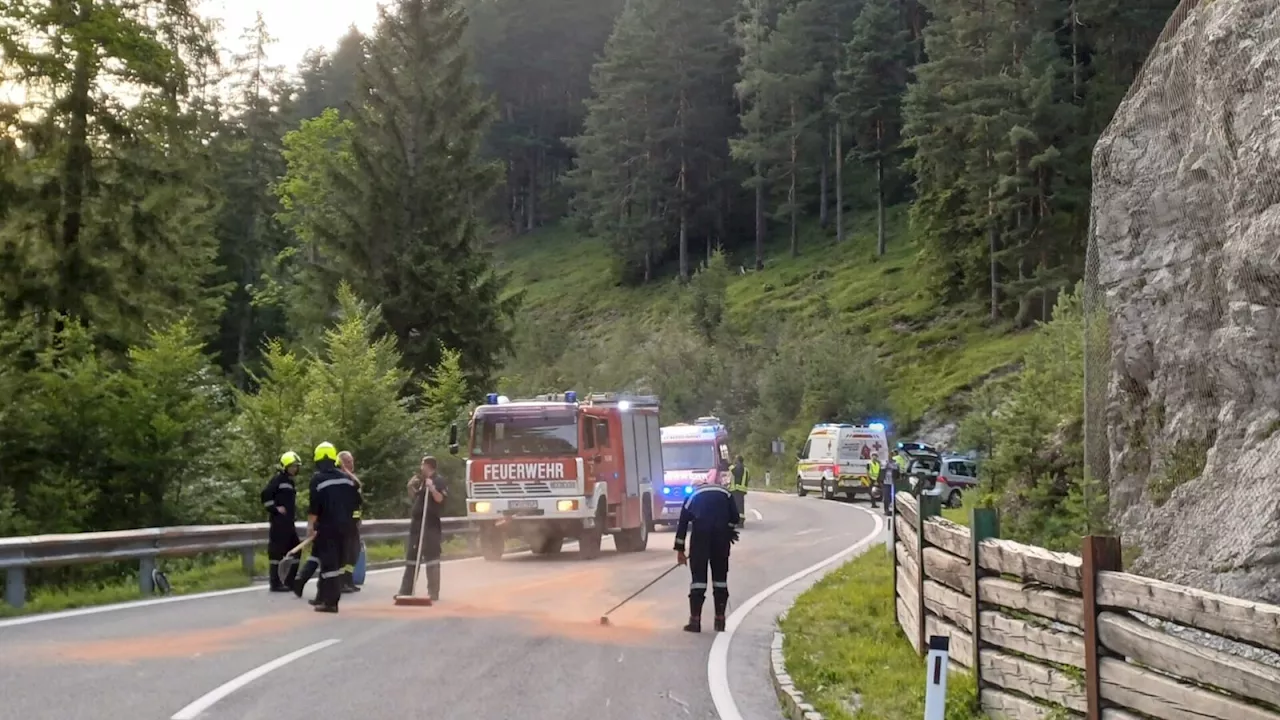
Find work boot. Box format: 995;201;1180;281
714;615;726;632
683;617;701;633
314;604;338;614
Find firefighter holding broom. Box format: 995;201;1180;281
262;451;302;592
674;475;740;633
397;455;448;603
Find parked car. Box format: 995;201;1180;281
917;455;979;509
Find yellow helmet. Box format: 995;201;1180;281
280;451;301;469
314;442;338;463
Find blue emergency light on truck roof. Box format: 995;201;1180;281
565;391;577;403
486;393;498;404
869;422;885;431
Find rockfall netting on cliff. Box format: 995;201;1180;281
1086;0;1280;601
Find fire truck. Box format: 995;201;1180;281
654;417;731;527
458;391;662;561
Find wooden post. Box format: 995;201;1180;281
969;508;999;683
1082;535;1122;720
917;494;941;655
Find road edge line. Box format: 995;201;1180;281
708;503;885;720
170;638;341;719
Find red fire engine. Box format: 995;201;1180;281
460;391;662;561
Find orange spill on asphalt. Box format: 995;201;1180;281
24;612;315;664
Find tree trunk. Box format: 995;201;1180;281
989;188;999;320
835;120;844;243
754;160;765;270
876;120;886;256
819;126;830;228
525;150;537;232
58;1;95;317
679;156;689;282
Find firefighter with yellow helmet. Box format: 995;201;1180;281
262;451;303;592
307;442;362;613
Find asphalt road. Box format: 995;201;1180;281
0;492;883;720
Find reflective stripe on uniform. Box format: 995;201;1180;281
269;560;280;566
712;581;728;588
342;565;354;573
316;477;355;491
674;539;686;551
690;582;708;590
692;485;730;499
278;483;294;491
320;570;343;579
263;500;275;507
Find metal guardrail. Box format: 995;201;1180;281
0;517;476;609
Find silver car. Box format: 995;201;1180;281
912;455;979;509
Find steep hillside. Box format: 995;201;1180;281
491;206;1034;441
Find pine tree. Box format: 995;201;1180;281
277;0;517;386
835;0;911;256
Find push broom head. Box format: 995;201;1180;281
599;615;610;626
394;595;433;607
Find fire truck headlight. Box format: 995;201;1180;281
472;501;492;513
618;400;631;411
556;499;578;512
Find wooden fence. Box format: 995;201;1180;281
892;492;1280;719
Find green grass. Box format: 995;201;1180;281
493;205;1033;427
780;548;983;720
0;535;508;618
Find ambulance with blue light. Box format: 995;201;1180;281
654;417;731;527
459;391;662;561
796;422;889;502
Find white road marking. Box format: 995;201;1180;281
0;546;553;630
709;504;885;720
170;638;341;719
750;509;763;521
793;528;821;537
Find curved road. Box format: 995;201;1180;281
0;493;883;720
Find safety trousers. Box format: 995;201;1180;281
688;535;730;620
340;524;362;590
313;531;346;609
267;517;300;590
398;522;442;600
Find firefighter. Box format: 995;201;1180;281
337;450;363;593
398;455;448;601
307;442;362;613
262;451;302;592
728;455;749;528
674;477;741;633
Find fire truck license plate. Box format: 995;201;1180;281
508;499;538;509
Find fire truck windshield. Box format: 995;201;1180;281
470;412;579;457
662;442;717;471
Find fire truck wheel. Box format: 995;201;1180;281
579;505;605;560
480;525;505;562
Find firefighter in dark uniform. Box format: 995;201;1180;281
728;455;749;528
674;477;741;633
398;456;448;601
262;451;302;592
307;442;362;613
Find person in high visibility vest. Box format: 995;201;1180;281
869;455;882;500
729;455;749;528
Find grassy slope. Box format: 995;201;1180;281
493;204;1032;427
781;548;982;719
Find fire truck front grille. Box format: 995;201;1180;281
470;482;554;498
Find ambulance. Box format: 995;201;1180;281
654;417;731;526
459;391;662;560
796;422;889;502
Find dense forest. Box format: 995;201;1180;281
0;0;1177;552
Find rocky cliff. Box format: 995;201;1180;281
1089;0;1280;601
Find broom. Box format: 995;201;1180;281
276;534;315;586
394;483;434;607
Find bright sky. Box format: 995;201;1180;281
203;0;382;72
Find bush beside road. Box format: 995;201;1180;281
778;547;982;720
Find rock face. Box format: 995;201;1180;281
1089;0;1280;602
